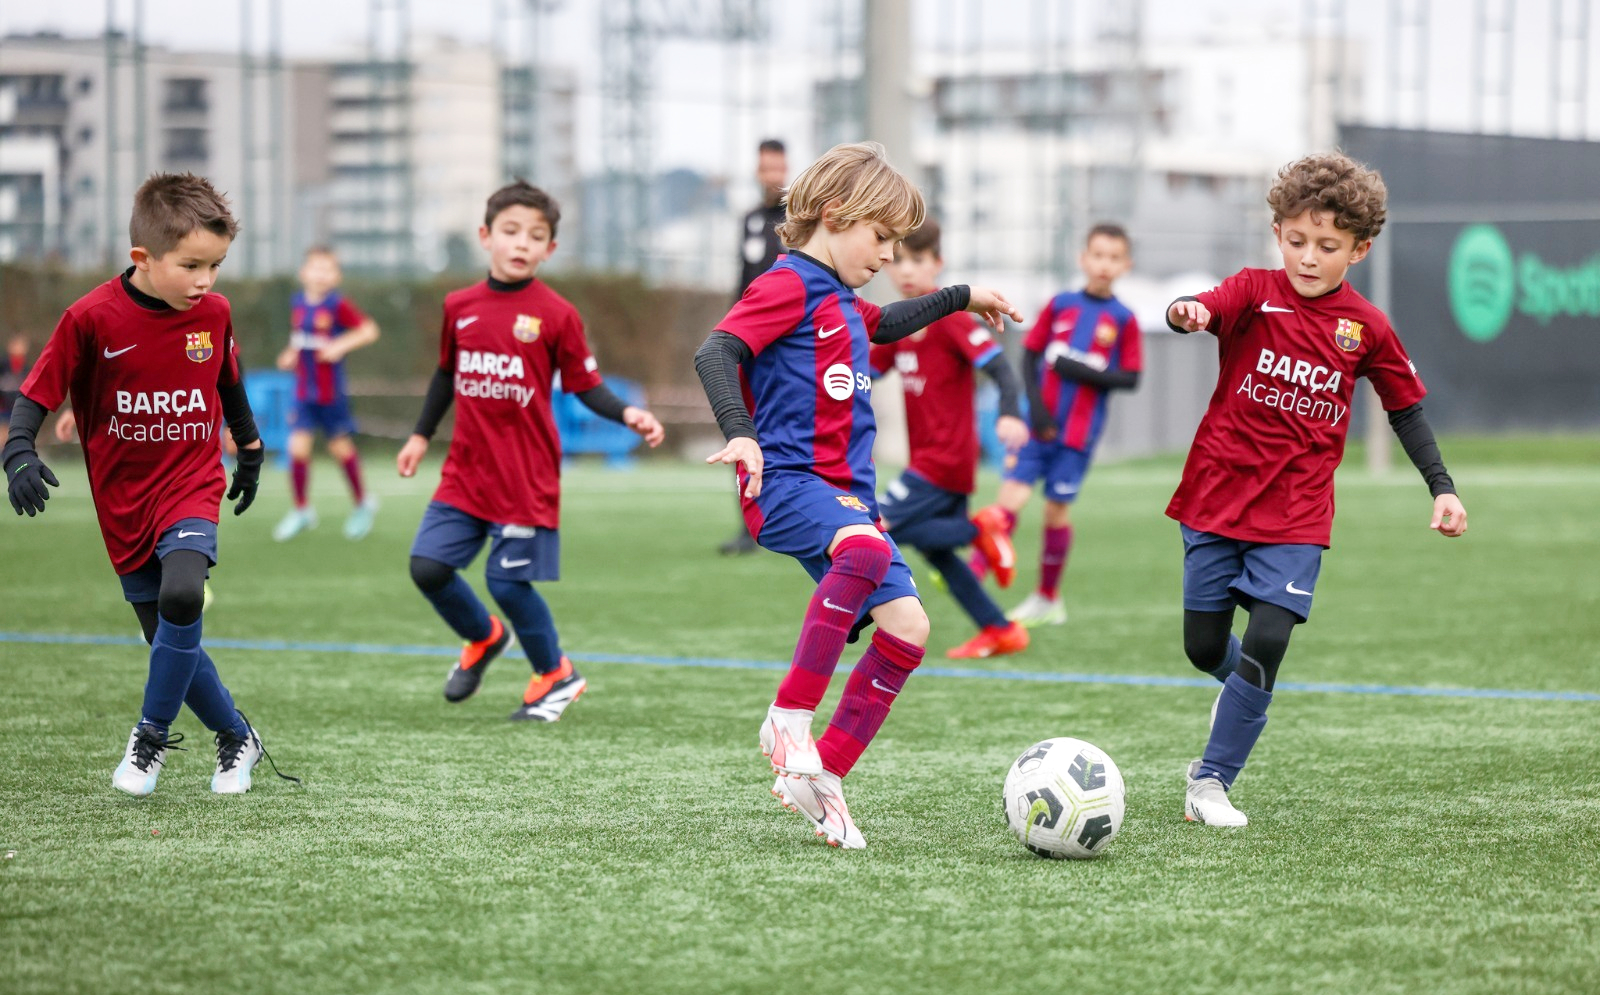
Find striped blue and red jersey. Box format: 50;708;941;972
1023;289;1142;451
716;253;884;513
288;290;366;404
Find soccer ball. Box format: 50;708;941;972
1002;737;1126;859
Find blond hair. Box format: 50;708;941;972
129;172;239;258
1267;152;1388;243
775;142;925;249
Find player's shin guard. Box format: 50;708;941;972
774;535;891;711
487;577;562;675
184;650;247;738
815;629;924;777
341;454;366;503
143;615;204;731
1038;525;1073;599
1196;672;1271;789
412;559;493;643
291;457;310;507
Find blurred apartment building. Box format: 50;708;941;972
0;30;577;276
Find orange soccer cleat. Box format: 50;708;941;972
945;622;1031;660
443;616;514;703
970;506;1017;588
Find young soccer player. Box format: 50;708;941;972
3;172;287;796
1166;152;1467;828
971;223;1142;627
869;218;1032;659
695;142;1022;848
397;180;664;722
272;246;382;542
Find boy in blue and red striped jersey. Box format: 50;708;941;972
972;223;1143;627
272;246;381;542
695;142;1022;849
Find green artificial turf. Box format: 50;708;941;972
2;437;1597;995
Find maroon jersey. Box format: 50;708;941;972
869;311;1001;494
21;276;240;574
432;278;602;528
1166;268;1426;546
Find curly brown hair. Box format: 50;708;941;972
1266;152;1387;243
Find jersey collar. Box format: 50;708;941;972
119;267;172;312
487;273;535;293
788;249;843;286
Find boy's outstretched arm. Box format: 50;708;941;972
694;331;764;498
318;318;381;363
1042;341;1140;391
978;353;1029;451
1388;402;1467;537
398;366;455;477
2;395;58;516
1166;296;1211;333
574;381;665;447
873;286;1024;344
1019;348;1055;442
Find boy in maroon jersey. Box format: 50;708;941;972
1165;152;1468;827
869;219;1031;659
4;173;288;797
397;180;664;722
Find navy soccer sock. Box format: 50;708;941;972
487;577;562;675
422;574;493;643
1208;634;1242;683
924;548;1008;629
142;615;204;733
184;650;248;737
1197;670;1272;789
889;515;977;552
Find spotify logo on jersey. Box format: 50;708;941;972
1448;224;1516;343
823;363;856;401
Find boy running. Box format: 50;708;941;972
398;180;664;722
869;218;1031;659
1166;152;1467;828
973;223;1142;627
273;246;382;541
4;172;286;796
695;142;1022;848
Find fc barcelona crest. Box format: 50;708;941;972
1333;318;1363;352
1094;318;1118;346
513;314;542;343
835;494;869;513
185;331;214;363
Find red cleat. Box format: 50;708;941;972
945;622;1030;660
970;506;1017;588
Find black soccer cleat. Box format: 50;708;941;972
443;616;514;702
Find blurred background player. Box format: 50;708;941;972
869;218;1031;660
695;142;1022;848
0;333;32;445
398;180;664;722
3;172;287;797
972;223;1143;627
272;246;382;542
718;138;789;556
1166;152;1468;828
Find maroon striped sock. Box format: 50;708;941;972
774;535;891;711
290;457;310;508
341;454;366;503
1039;525;1073;599
816;629;924;777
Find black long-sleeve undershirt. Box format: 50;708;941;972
1387;402;1456;496
874;285;972;343
694;332;757;442
0;396;46;469
979;352;1023;420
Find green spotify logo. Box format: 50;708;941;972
1448;224;1516;343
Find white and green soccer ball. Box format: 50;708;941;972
1002;737;1126;859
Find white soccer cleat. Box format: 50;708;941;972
211;724;264;794
272;506;319;543
113;724;181;797
343;495;379;540
759;704;823;778
772;771;866;849
1006;592;1067;627
1184;759;1248;827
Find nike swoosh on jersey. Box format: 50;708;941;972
177;530;207;539
103;345;138;359
822;597;854;614
1286;581;1313;596
1259;301;1295;313
456;316;479;329
500;557;532;569
817;324;846;339
870;678;899;696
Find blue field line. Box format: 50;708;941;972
4;629;1598;703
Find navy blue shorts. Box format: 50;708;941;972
410;501;560;583
118;518;218;603
1003;439;1093;503
289;397;358;438
749;470;918;614
878;469;969;531
1180;524;1324;621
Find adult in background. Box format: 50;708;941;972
719;138;789;555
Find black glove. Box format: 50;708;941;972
228;446;264;516
5;450;59;517
1029;409;1057;443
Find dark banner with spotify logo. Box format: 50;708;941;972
1343;125;1600;431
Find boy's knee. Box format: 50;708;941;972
157;584;205;626
831;533;892;585
873;598;930;647
1184;632;1228;673
410;556;455;594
